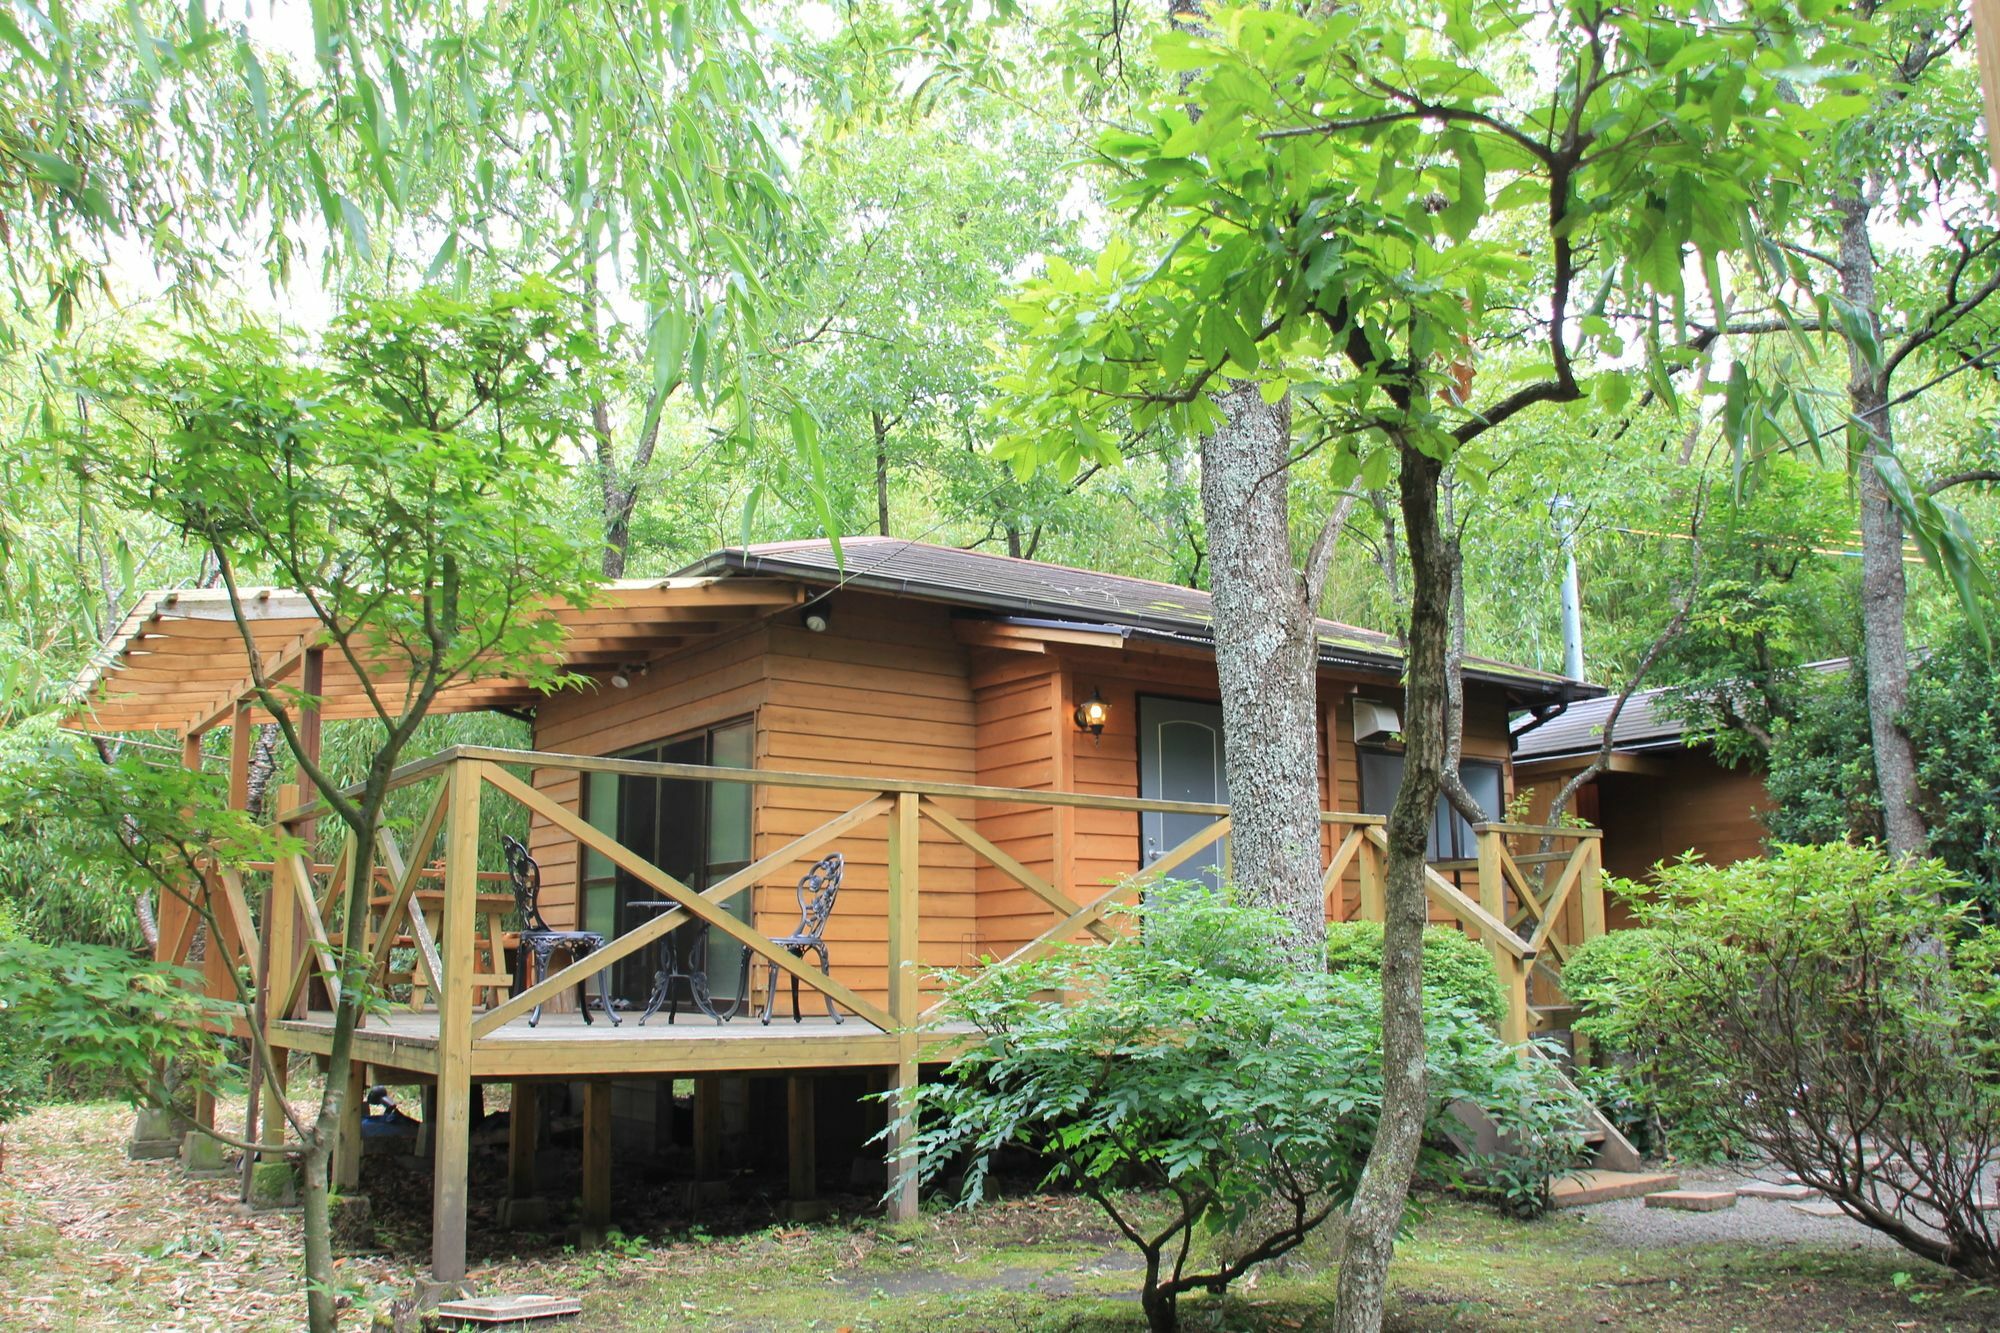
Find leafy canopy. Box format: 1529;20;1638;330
62;281;602;808
988;0;1843;487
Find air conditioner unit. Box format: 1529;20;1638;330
1353;699;1401;744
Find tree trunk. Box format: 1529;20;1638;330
1335;441;1447;1333
873;410;892;537
1196;384;1325;965
1836;188;1927;858
300;1138;336;1331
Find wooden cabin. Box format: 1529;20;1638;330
1513;677;1780;917
69;537;1620;1280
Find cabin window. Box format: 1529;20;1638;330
1356;748;1504;862
578;715;756;1002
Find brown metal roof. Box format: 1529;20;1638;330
68;537;1590;737
684;538;1589;698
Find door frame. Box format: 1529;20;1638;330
1135;693;1231;889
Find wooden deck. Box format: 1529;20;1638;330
274;1008;976;1078
167;745;1608;1285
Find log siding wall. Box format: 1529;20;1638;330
526;589;1526;1010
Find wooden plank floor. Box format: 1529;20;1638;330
274;1008;972;1079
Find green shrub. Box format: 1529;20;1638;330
909;884;1548;1331
1563;923;1743;1161
1611;843;2000;1278
0;905;48;1132
1764;627;2000;915
1325;919;1506;1030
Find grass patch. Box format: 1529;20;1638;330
4;1102;1999;1331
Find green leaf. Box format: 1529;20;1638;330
20;152;80;190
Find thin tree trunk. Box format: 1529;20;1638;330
1197;384;1325;964
1335;441;1448;1333
873;410;892;537
1370;490;1403;629
1438;486;1485;825
1836;187;1927;858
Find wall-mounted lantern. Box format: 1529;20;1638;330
1074;689;1110;739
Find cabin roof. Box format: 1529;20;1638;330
1511;657;1849;763
67;538;1592;737
684;538;1592;698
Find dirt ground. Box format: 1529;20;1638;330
5;1099;1999;1332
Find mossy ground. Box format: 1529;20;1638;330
3;1100;1997;1331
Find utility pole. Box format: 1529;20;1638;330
1551;496;1585;681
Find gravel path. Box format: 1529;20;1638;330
1574;1165;1904;1251
1584;1160;2000;1253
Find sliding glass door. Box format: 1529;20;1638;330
580;717;754;1005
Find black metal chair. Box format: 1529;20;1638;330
502;834;619;1028
758;852;844;1026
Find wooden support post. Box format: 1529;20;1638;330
693;1076;722;1184
333;1059;366;1191
885;1058;919;1223
292;649;324;1020
257;785;300;1159
430;761;480;1283
228;705;252;810
508;1084;539;1200
580;1080;612;1243
785;1075;825;1221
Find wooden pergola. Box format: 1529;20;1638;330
68;576;808;735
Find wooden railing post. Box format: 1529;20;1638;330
1357;835;1384;922
1579;836;1606;944
431;759;481;1282
885;791;920;1222
1474;828;1531;1045
249;784;300;1177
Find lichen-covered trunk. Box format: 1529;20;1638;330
1197;384;1325;967
1836;190;1926;859
1334;442;1447;1332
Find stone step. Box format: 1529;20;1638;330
1739;1182;1816;1202
1645;1188;1738;1212
1552;1169;1682;1208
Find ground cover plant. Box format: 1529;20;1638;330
902;885;1557;1332
1593;842;2000;1276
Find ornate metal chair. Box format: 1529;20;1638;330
502;835;619;1028
758;852;844;1026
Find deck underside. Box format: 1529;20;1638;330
273;1008;972;1080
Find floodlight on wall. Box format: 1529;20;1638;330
610;663;647;690
1073;689;1110;739
803;608;831;633
1353;698;1401;744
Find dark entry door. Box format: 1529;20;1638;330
580;718;754;1004
1137;696;1231;891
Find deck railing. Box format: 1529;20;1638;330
189;746;1607;1050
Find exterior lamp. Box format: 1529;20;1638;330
1074;689;1110;739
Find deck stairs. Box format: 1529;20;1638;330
1444;1044;1647;1184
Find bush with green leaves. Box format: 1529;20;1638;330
1562;923;1745;1162
1765;628;2000;914
904;884;1563;1332
1604;843;2000;1277
1324;919;1506;1031
0;904;48;1140
0;932;232;1122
